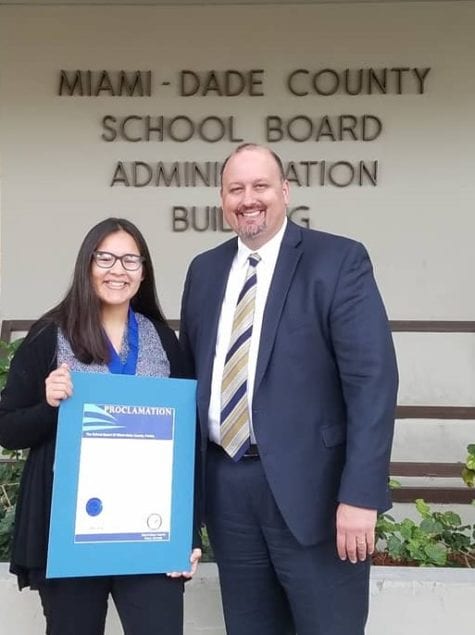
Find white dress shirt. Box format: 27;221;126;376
208;218;288;443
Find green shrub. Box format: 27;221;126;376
462;444;475;488
0;454;24;561
0;338;24;561
375;498;475;567
0;338;22;392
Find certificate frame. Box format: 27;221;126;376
47;372;197;578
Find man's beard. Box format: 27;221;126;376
237;218;266;241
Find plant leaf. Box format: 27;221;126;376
424;544;447;567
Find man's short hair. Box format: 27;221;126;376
220;143;286;186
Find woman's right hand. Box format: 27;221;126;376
45;363;73;407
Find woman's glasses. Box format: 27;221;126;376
92;251;145;271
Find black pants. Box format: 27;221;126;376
38;573;184;635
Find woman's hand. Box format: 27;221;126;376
167;548;202;579
45;363;73;407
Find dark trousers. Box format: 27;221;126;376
206;444;370;635
38;573;184;635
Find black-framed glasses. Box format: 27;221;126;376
92;251;145;271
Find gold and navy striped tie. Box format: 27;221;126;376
220;253;261;460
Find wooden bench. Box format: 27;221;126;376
2;319;475;504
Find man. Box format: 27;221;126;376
180;143;398;635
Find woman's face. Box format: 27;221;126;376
91;230;144;310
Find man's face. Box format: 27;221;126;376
221;148;289;249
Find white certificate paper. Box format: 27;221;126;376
74;403;175;543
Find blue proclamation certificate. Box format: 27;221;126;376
46;372;197;578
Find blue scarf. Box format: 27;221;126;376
106;308;139;375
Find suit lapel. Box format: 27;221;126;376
254;222;303;394
198;238;237;407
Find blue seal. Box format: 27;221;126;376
86;497;103;517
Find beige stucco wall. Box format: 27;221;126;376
0;1;474;322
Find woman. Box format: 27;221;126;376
0;217;201;635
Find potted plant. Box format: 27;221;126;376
365;475;475;633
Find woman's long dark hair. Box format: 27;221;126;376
43;217;166;364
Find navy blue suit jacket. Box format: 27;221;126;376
180;221;398;546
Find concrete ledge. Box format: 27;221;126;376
368;566;473;634
1;563;473;633
0;563;225;634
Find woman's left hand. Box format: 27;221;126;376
167;548;202;579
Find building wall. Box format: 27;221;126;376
1;1;474;321
1;3;474;457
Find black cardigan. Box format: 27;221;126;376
0;318;199;588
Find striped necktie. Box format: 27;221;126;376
220;253;261;460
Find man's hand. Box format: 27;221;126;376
336;503;377;563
